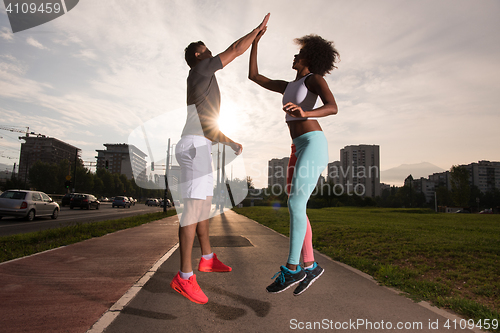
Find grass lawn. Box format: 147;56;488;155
233;206;500;331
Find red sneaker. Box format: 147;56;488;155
198;253;232;272
170;272;208;304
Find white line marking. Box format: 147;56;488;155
86;243;179;333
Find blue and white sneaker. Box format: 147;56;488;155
266;266;306;293
293;262;324;296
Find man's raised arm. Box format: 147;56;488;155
218;13;270;68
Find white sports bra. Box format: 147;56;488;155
282;73;319;122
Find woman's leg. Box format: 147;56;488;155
287;132;328;267
287;145;315;266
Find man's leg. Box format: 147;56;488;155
196;196;213;256
179;198;209;273
171;198;210;304
196;195;232;272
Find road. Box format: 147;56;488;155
0;202;169;237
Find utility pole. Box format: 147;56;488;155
216;144;220;211
73;149;79;192
220;144;225;213
164;138;170;213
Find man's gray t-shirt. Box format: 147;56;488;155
181;55;223;141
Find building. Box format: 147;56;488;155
327;161;342;184
268;157;289;193
428;161;500;195
339;144;380;197
18;135;80;185
167;165;181;193
429;171;451;190
465;161;500;194
411;177;436;203
95;144;147;183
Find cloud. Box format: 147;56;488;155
0;54;27;75
73;49;98;60
0;27;13;41
26;37;47;50
1;0;499;187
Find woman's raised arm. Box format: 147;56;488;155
248;29;288;94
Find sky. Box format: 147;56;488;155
1;0;499;188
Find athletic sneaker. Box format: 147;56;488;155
293;262;324;296
198;253;232;272
170;272;208;304
266;265;306;293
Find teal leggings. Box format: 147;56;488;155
287;131;329;265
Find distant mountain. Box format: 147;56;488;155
381;162;445;186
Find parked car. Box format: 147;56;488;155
70;194;100;210
128;197;136;206
99;197;110;202
112;196;131;208
61;193;78;207
0;189;60;221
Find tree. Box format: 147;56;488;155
29;160;59;193
482;189;500;210
435;185;452;207
450;165;470;207
396;185;417;208
246;176;254;189
96;169;115;197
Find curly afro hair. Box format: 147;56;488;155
294;34;339;76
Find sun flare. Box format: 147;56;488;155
217;104;240;136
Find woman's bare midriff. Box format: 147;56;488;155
287;119;323;139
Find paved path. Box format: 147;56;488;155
0;210;479;333
0;216;179;333
100;211;477;333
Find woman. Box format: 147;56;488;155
249;30;339;295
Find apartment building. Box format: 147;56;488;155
428;161;499;195
327;161;342;184
465;161;500;194
18;135;80;184
96;144;147;183
268;157;289;192
340;144;380;197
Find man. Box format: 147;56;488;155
170;13;270;304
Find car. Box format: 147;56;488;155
112;196;131;208
61;193;78;207
146;198;159;207
128;197;136;206
70;194;100;210
99;197;110;202
0;189;60;221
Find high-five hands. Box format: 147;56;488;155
258;13;270;31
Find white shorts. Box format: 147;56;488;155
175;135;213;200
